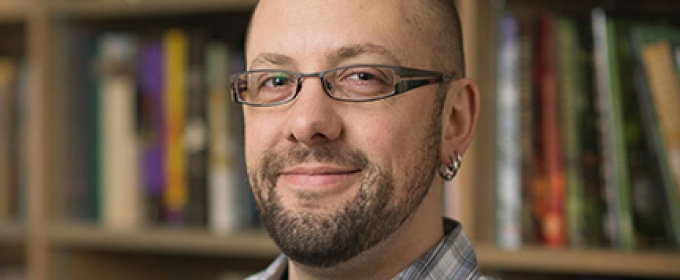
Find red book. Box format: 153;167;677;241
536;15;566;247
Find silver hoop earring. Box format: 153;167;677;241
438;151;462;181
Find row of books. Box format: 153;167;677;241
495;9;680;251
0;56;28;224
57;27;257;234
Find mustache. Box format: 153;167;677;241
259;144;370;182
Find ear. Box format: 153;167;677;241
439;78;480;164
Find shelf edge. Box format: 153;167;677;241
49;0;258;19
48;224;280;258
476;244;680;278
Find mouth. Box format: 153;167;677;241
277;163;362;192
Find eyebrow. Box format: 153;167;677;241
248;43;402;70
250;53;295;69
327;43;402;65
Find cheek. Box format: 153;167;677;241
352;106;431;171
243;112;280;164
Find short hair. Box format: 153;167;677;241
410;0;466;77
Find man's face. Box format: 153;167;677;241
244;0;444;268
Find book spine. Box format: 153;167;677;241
538;15;566;248
640;39;680;246
138;40;165;226
518;16;538;245
557;17;586;248
495;14;522;249
163;29;188;225
185;30;209;228
206;41;241;234
591;8;634;250
97;33;141;230
65;30;100;223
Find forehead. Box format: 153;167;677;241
247;0;426;68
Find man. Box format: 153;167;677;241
233;0;486;279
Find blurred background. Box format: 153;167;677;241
1;0;679;279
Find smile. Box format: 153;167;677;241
277;164;362;191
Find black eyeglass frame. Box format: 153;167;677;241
230;64;460;107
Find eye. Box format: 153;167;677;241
331;67;394;98
348;72;378;81
260;73;294;88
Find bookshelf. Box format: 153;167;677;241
460;0;680;279
1;0;679;279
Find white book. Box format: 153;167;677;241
495;14;522;249
98;34;141;230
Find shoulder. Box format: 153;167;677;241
393;218;498;280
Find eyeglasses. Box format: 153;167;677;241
230;64;459;107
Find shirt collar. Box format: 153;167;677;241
245;218;482;280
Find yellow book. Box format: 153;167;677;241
163;28;188;223
642;40;680;214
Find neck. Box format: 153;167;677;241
288;180;445;280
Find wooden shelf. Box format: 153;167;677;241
0;222;26;244
49;224;280;258
49;0;257;18
476;244;680;278
5;0;679;278
0;1;28;23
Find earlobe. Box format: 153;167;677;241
439;78;480;163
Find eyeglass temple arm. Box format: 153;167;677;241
396;76;444;93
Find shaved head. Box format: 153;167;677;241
245;0;465;76
409;0;465;76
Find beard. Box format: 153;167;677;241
248;93;444;268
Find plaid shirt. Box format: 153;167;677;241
246;218;493;280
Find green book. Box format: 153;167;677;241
557;16;587;248
591;8;635;250
629;23;680;248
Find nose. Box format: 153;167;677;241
284;77;343;146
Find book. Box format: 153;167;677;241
74;29;101;223
163;28;188;225
185;29;209;228
96;33;142;230
536;14;566;248
495;14;522;249
631;24;680;247
206;40;242;234
553;16;608;249
517;15;539;246
556;16;587;248
591;8;635;250
574;20;608;249
612;21;669;250
138;39;165;226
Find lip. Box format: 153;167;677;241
277;163;362;192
